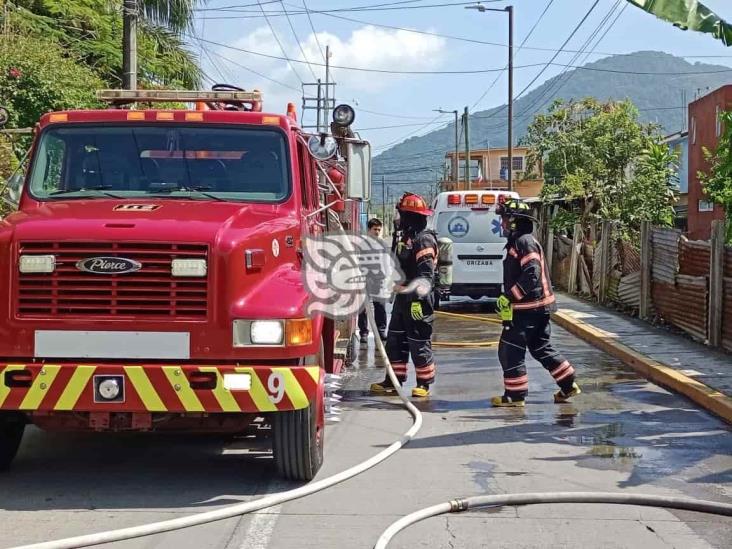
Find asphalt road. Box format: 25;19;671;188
1;299;730;549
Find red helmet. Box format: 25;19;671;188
397;192;433;216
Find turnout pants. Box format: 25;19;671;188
498;311;575;399
385;294;436;387
358;299;387;336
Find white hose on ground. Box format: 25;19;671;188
374;492;732;548
11;225;422;549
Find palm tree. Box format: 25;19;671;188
123;0;206;89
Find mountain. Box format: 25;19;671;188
370;51;732;202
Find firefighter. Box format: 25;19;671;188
491;198;581;407
371;192;438;398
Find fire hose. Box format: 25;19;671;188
10;227;424;549
10;233;732;548
374;492;732;548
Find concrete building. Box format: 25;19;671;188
442;146;544;198
663;130;689;232
687;85;731;240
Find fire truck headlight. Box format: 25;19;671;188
172;259;207;277
19;255;56;274
251;320;285;345
233;320;285;346
333;104;355;127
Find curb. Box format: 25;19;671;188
552;310;732;425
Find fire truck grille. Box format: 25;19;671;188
16;242;209;319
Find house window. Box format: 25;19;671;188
691;116;696;144
699;200;714;212
500;157;524;171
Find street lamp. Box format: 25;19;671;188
465;3;514;192
434;108;459;189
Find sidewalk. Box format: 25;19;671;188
553;293;732;424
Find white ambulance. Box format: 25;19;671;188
429;190;519;303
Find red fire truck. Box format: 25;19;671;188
0;88;371;480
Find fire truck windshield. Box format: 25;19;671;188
27;125;291;203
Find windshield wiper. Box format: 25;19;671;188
147;183;226;202
49;186;126;199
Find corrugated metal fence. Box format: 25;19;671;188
723;246;732;352
651;229;709;342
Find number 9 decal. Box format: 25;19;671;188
267;372;285;404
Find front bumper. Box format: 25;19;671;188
0;363;321;414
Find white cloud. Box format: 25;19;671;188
208;25;445;120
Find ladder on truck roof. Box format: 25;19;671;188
97;89;263;112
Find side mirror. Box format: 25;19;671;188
345;141;371;201
2;172;23;211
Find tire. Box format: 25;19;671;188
272;402;324;481
272;339;325;481
0;415;25;471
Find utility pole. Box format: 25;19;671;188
466;4;513;191
382;175;386;222
463;106;470;190
122;0;137;90
324;46;331;126
433;109;460;188
507;4;514;192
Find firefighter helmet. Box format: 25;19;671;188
396;192;433;216
495;198;537;222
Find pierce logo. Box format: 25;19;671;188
76;257;142;275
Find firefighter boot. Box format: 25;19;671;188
370;379;398;395
490;395;526;408
554;382;582;403
411;384;430;398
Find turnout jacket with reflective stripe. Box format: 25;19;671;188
503;233;557;313
396;229;438;291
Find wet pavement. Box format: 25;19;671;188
0;297;730;548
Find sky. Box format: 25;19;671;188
190;0;732;153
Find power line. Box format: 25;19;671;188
280;1;318;80
302;0;326;63
470;0;556;112
513;0;621;120
256;0;305;84
188;36;549;74
473;0;601;125
196;1;501;17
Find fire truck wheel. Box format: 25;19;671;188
272;402;324;481
0;415;25;471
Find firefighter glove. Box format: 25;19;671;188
496;294;513;322
410;301;424;321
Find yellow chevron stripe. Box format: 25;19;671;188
305;367;320;384
0;365;27;407
55;366;96;411
199;367;241;412
20;365;61;410
163;367;204;412
125;367;166;411
236;368;277;412
275;368;309;410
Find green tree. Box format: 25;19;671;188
523;98;677;236
5;1;203;88
700;110;732;241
